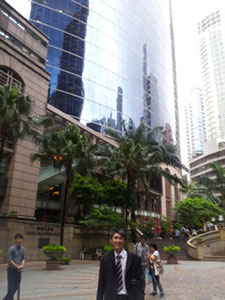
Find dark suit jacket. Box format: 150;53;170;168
96;250;145;300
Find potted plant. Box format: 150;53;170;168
66;216;75;224
43;244;66;270
163;245;180;264
103;245;114;253
58;257;71;265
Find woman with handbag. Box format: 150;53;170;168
147;242;165;298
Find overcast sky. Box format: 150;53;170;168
6;0;225;165
172;0;225;165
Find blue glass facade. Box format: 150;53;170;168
30;0;179;147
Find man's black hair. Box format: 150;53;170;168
110;229;126;240
149;242;158;250
15;233;24;240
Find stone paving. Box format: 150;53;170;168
0;260;225;300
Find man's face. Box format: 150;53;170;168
15;238;23;247
140;238;145;245
111;232;125;253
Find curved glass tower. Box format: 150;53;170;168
30;0;179;148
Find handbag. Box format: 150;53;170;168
155;260;164;275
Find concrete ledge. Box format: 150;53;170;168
187;229;225;261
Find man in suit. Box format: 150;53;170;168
97;229;145;300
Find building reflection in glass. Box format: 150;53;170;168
30;0;89;119
143;48;160;129
30;0;179;149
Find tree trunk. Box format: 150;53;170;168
126;173;131;227
0;138;6;166
60;166;71;245
127;173;137;243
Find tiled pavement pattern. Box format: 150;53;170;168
0;260;225;300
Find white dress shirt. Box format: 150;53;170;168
114;249;128;295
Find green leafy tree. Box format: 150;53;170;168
102;179;127;207
137;217;156;238
174;197;224;230
32;124;88;245
79;205;126;242
69;173;103;217
0;84;51;165
160;217;171;238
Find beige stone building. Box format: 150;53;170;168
0;0;49;217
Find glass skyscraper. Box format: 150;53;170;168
185;88;206;162
198;9;225;141
30;0;179;149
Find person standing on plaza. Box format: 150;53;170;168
147;242;164;298
96;248;103;261
174;228;180;241
97;229;145;300
3;233;25;300
134;235;150;289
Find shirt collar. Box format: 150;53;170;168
114;248;127;259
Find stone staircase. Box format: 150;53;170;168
204;256;225;261
81;238;191;261
150;238;190;261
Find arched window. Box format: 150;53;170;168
0;66;24;91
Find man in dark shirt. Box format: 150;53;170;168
3;233;25;300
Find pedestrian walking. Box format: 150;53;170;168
96;248;103;261
174;228;180;241
97;229;145;300
79;247;85;260
191;228;197;236
3;233;25;300
134;236;150;289
147;242;165;298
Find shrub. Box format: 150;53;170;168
138;217;155;238
58;257;71;265
103;245;114;253
163;245;180;257
160;218;171;238
43;244;66;252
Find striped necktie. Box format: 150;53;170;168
116;255;123;293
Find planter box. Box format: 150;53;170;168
46;260;61;270
44;251;65;261
167;256;178;264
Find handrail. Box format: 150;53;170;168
188;230;220;247
187;229;225;260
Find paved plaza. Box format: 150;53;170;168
0;260;225;300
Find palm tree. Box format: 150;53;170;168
103;120;186;225
32;124;89;245
181;179;218;203
0;84;51;165
198;162;225;208
76;142;99;177
0;85;33;165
